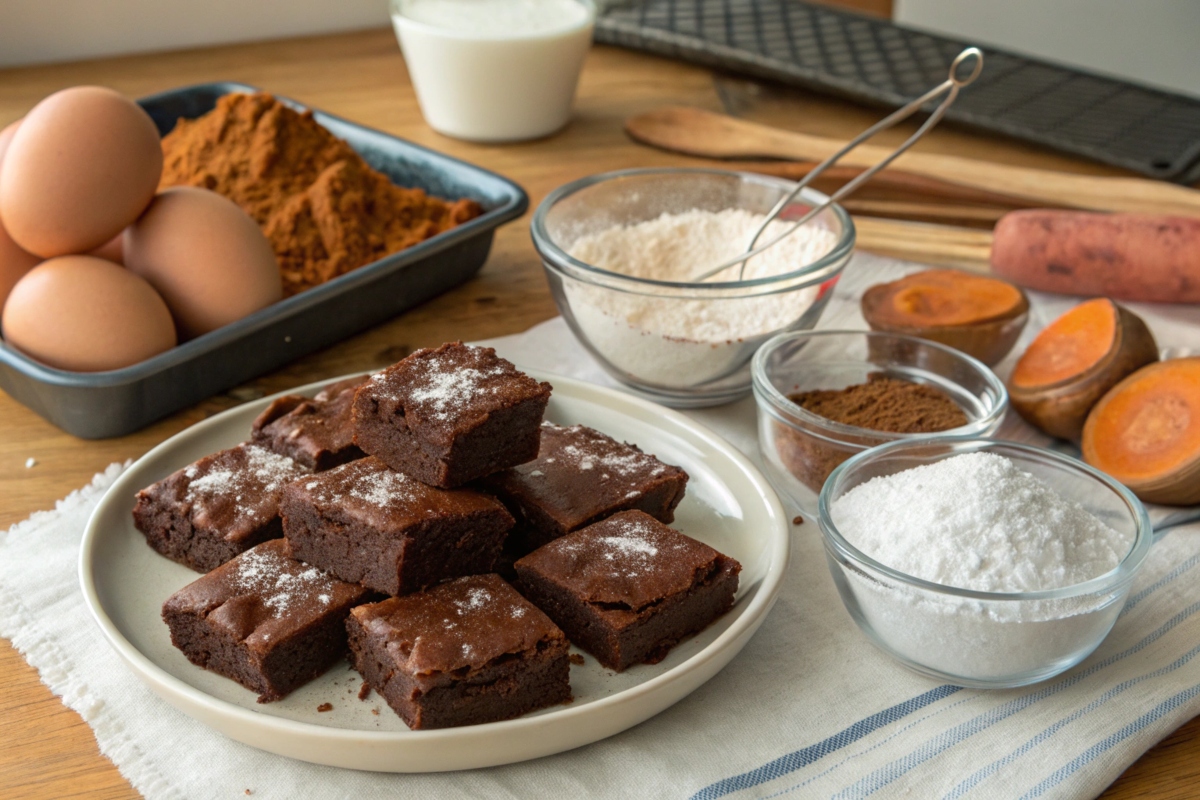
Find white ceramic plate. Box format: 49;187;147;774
80;370;789;772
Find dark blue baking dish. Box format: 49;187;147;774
0;82;528;439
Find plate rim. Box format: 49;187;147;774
79;368;789;757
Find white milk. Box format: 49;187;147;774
391;0;594;142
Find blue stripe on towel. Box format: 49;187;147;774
1020;683;1200;799
688;685;962;800
831;599;1200;800
694;550;1198;800
943;642;1200;799
1121;552;1200;616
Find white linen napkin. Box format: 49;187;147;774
3;251;1200;800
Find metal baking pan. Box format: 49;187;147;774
0;82;529;439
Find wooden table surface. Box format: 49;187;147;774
1;27;1197;800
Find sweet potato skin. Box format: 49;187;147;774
990;211;1200;304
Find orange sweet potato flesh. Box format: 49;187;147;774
861;269;1029;366
1012;299;1117;388
1009;299;1158;441
1082;358;1200;505
991;210;1200;304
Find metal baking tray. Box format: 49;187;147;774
0;82;528;439
595;0;1200;183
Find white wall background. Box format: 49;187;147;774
896;0;1200;99
0;0;391;68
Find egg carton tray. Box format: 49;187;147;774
0;82;528;439
594;0;1200;184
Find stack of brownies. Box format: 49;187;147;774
133;342;741;730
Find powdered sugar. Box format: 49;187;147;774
832;452;1129;593
453;587;492;613
184;445;306;520
565;208;836;387
233;547;337;618
347;469;413;508
829;452;1137;681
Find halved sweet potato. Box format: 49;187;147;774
1082;358;1200;505
861;269;1029;366
1009;298;1158;440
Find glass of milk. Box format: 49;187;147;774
391;0;595;142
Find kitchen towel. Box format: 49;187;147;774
3;251;1200;800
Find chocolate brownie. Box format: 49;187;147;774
483;422;689;558
281;456;514;595
514;510;741;671
162;539;372;702
347;574;571;729
351;342;552;488
133;443;310;572
251;376;367;471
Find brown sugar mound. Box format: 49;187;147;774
789;374;968;434
159;92;482;296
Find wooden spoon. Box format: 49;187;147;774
625;107;1200;217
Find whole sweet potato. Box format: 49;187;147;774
990;210;1200;304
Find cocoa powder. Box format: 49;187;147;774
789;374;967;433
159;93;481;296
776;374;967;492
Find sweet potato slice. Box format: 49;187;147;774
1009;298;1158;440
1082;358;1200;506
860;268;1029;366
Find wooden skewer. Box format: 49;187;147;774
735;161;1061;211
851;217;994;273
625;107;1200;217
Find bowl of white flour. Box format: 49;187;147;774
818;437;1151;688
531;168;855;407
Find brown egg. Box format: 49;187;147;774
0;118;40;309
0;86;163;257
0;119;19;166
89;231;125;264
0;223;39;311
124;186;281;339
2;255;176;372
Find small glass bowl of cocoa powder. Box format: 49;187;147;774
752;329;1008;515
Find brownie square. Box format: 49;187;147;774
162;539;372;702
133;443;311;572
251;376;367;471
483;422;689;558
347;574;571;729
514;510;741;672
351;342;552;488
281;456;514;595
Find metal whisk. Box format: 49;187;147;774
691;46;985;283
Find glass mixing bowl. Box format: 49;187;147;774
753;329;1008;516
530;168;855;407
818;437;1153;689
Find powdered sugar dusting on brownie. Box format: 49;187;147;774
453;586;492;614
348;468;413;507
367;344;542;425
233;546;339;618
407;360;506;422
184;444;307;519
540;424;673;486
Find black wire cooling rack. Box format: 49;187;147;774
594;0;1200;184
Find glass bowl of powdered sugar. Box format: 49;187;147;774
818;437;1152;688
531;168;855;406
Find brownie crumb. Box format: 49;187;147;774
358;681;372;700
371;708;380;716
793;515;805;526
569;653;585;666
317;702;333;712
244;791;252;796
